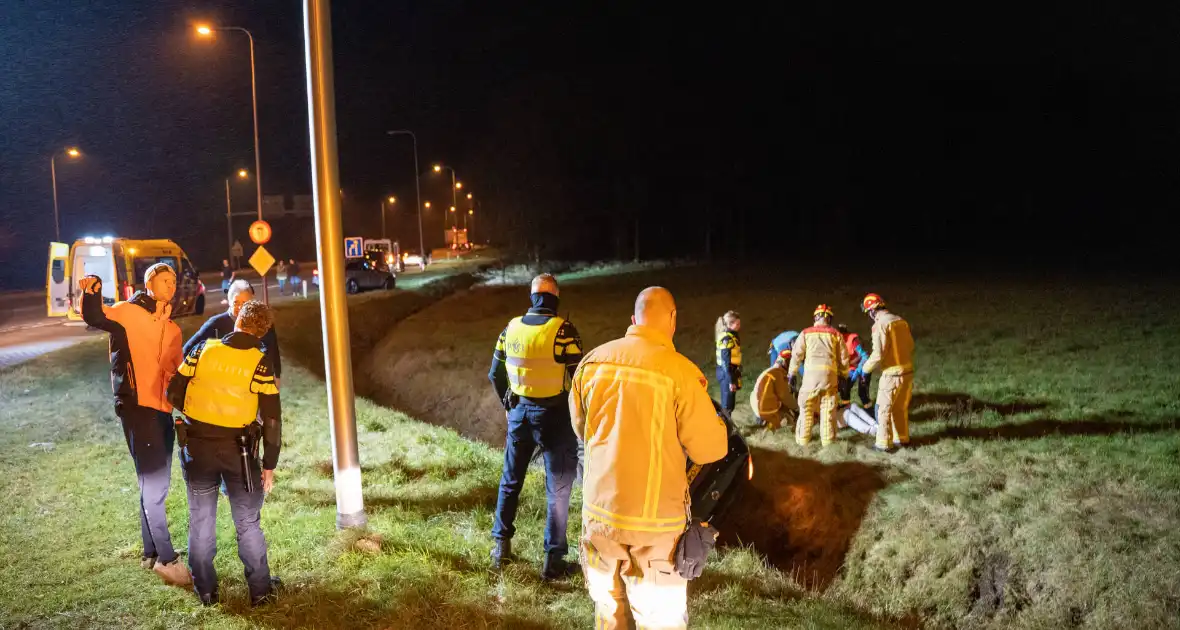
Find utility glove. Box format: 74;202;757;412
674;520;719;580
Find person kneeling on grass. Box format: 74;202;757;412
750;349;798;430
167;300;282;606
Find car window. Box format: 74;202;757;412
181;258;199;279
133;256;180;285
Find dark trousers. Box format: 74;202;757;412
181;436;271;601
118;404;177;564
717;371;737;413
839;373;874;406
492;402;578;556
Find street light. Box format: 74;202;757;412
380;195;396;239
225;169;250;264
50;147;82;243
196;22;269;302
432;163;459;228
466;192;473;200
455;181;463;190
386;130;426;260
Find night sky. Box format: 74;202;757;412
3;2;1179;290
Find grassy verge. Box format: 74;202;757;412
363;265;1180;628
0;266;891;629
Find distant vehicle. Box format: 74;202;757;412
686;400;752;523
363;238;404;272
312;257;396;293
46;237;207;320
401;248;428;270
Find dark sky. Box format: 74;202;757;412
3;2;1180;289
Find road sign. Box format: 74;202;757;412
230;240;244;258
249;245;276;276
249;220;272;245
344;236;363;258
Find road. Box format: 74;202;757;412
0;248;486;369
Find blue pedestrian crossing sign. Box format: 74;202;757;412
344;236;364;258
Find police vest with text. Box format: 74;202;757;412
184;340;272;428
504;316;569;399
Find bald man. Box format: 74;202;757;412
488;273;583;580
571;287;727;630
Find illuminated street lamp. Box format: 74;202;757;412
380;195;396;239
196;21;268;302
50;147;82;242
225;169;250;263
432;164;460;228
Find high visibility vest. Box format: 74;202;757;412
504;316;568;398
184;340;265;428
716;330;742;368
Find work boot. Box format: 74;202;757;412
540;553;579;582
489;540;512;571
197;590;219;607
153;559;193;587
250;577;282;607
140;555;157;570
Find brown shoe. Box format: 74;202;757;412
153;559;193;587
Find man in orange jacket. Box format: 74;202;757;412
570;287;727;630
80;264;189;586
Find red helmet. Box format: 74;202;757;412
861;293;885;312
813;304;834;319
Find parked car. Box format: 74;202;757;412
312;258;396;293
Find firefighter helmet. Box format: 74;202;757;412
861;293;885;312
813;304;834;320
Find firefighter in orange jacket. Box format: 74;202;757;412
570;287;727;630
788;304;850;446
860;293;915;452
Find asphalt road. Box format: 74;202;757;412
0;249;481;369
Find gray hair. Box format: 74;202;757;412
227;279;255;303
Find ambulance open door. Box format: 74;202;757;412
46;242;71;317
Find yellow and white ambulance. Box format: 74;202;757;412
47;237;207;320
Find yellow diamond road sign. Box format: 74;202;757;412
248;245;275;276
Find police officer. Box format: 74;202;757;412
166;300;282;606
487;273;583;580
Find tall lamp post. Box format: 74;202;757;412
380;196;395;239
197;23;268;302
432;164;459;228
225;169;250;263
50;147;82;242
386;130;425;259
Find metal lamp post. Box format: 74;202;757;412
386;130;425;259
49;147;81;242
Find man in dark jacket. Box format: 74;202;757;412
167;300;283;606
184;279;282;383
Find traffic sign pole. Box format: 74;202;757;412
249;220;273;304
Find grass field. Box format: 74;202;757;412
2;264;1179;629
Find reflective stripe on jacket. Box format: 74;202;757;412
178;339;276;428
862;310;914;376
503;315;569;398
571;325;728;547
788;325;850;379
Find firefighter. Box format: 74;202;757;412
750;349;798;430
166;300;282;606
788;305;850;446
714;311;742;414
571;287;727;630
860;294;915;452
837;323;873;409
487;273;583;580
78;266;189;586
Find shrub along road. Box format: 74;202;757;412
1;263;1178;628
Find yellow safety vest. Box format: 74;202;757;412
183;340;266;428
504;316;568;398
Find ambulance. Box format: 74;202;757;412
46;237;207;320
